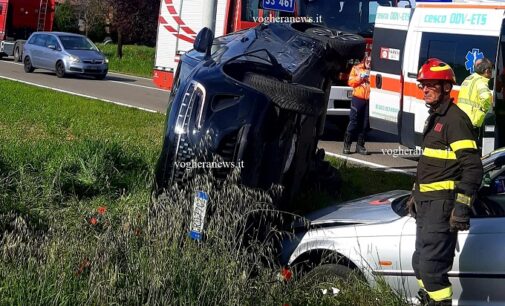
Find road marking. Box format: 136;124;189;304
325;151;416;176
0;75;159;113
107;79;169;92
108;71;152;81
1;60;169;91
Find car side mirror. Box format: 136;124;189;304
193;27;214;58
47;44;56;50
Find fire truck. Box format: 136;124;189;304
153;0;414;124
0;0;55;62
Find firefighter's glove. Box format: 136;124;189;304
406;195;416;218
450;193;473;232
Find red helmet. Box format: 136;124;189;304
417;58;456;84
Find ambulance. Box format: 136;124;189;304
369;2;505;155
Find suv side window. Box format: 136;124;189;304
419;33;498;86
45;35;60;49
34;34;48;47
27;35;37;44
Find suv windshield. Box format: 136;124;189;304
299;0;397;37
58;36;97;51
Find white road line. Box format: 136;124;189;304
108;71;152;81
325;151;416;175
107;79;169;92
0;75;159;113
2;60;168;91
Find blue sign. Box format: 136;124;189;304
465;49;484;74
262;0;295;13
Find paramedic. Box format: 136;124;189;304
457;57;493;138
343;55;371;155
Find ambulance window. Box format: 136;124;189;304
0;5;3;15
419;33;498;86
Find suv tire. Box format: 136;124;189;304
302;26;365;60
55;61;66;78
242;73;325;116
24;56;34;73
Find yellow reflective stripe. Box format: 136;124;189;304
450;140;477;151
456;193;472;206
423;148;457;160
417;278;425;289
428;286;453;301
430;65;451;72
419;181;455;192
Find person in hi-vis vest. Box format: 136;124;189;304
457;58;493;138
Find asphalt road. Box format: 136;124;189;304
0;58;169;113
0;59;418;174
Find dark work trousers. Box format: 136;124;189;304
412;199;458;293
346;96;370;140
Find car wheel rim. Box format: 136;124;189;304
57;63;64;75
25;58;31;67
310;28;336;38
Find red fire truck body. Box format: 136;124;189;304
0;0;55;61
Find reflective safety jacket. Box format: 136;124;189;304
414;98;483;204
348;62;370;100
457;73;492;128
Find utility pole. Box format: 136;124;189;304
202;0;218;33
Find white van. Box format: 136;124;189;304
370;2;505;155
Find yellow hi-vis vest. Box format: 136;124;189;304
457;73;492;128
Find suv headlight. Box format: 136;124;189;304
105;57;109;64
69;55;80;63
174;81;206;135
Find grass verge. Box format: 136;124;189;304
97;44;155;78
0;79;411;305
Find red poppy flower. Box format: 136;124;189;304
280;267;293;281
89;217;98;225
97;206;107;215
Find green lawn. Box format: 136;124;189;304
0;79;411;305
97;44;155;78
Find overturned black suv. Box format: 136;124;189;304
154;23;365;208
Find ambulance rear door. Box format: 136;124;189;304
401;3;504;149
369;6;412;135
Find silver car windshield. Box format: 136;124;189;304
58;36;98;51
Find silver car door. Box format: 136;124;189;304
44;35;61;71
31;34;46;67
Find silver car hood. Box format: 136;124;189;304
66;49;104;60
305;190;410;226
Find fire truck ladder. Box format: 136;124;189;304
37;0;49;31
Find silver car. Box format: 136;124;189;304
23;32;108;79
283;148;505;305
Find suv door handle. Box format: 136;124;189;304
407;72;417;78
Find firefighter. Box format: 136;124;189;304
456;57;493;138
343;55;371;155
411;58;483;306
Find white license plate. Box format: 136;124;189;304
189;191;209;240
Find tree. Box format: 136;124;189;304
54;0;79;33
106;0;159;58
75;0;108;40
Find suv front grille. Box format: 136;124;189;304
83;59;104;64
